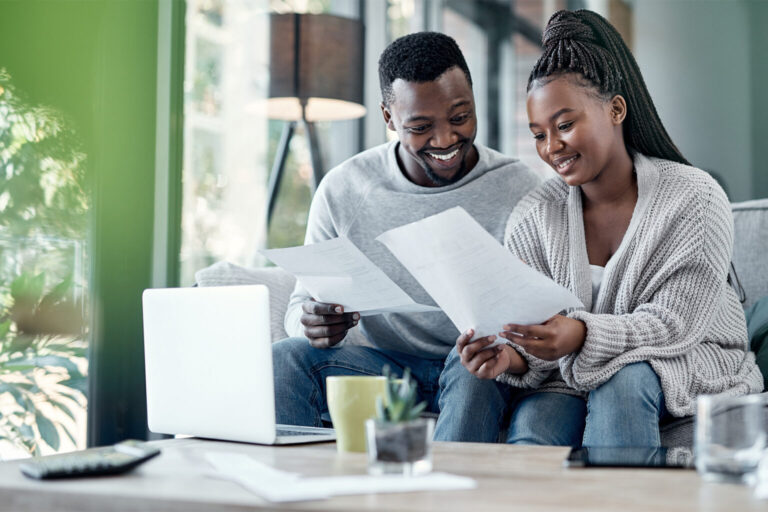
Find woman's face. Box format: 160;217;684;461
526;75;626;187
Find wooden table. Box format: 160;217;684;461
0;438;762;511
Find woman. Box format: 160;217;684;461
456;9;762;447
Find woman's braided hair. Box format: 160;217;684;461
528;10;689;165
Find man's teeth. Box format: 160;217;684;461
557;156;578;169
428;149;459;161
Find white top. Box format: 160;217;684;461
589;264;605;311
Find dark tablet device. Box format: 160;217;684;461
564;446;694;469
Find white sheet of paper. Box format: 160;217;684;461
376;207;584;340
204;452;477;503
261;237;439;316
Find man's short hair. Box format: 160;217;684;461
378;32;472;106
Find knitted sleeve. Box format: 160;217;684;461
559;180;735;390
495;190;561;389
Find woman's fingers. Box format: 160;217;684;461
465;345;501;374
460;335;497;362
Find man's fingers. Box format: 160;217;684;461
304;322;353;340
302;300;347;316
301;311;359;327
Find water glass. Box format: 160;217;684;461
695;393;767;484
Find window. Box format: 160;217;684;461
0;73;88;458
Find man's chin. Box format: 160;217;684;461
423;161;466;186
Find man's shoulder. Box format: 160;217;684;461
474;144;542;186
324;143;392;182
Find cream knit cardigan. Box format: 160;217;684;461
498;153;763;417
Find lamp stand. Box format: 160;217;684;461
266;112;324;228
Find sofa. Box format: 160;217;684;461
195;198;768;447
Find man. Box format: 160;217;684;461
273;32;541;442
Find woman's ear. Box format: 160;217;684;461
610;95;627;125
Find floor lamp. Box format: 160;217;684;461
266;13;366;227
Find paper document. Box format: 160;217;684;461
376;207;583;340
204;452;477;503
261;237;439;316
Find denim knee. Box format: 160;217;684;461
589;362;663;413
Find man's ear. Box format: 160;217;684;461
610;95;627;125
381;102;395;131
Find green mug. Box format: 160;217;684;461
326;376;387;453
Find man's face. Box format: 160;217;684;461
382;66;478;187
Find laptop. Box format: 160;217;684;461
142;285;336;445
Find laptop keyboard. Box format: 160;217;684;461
276;428;332;437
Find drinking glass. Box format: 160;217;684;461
695;393;768;484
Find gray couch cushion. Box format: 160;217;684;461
195;262;296;342
732;199;768;310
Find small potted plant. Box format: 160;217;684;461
365;366;435;476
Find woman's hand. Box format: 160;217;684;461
499;315;586;361
456;328;528;379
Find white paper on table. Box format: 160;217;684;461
204;452;477;503
376;207;584;341
261;237;439;316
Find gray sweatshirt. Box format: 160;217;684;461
285;141;541;358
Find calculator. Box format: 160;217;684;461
19;439;161;480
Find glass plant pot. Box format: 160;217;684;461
365;417;435;476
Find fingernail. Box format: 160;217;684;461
353;313;360;320
503;324;511;330
488;335;496;341
335;306;343;313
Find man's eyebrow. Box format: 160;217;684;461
404;115;432;124
528;107;575;128
449;100;471;111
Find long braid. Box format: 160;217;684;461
528;10;689;166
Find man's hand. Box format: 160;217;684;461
301;300;359;348
499;315;586;361
456;328;528;379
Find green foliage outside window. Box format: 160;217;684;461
0;70;89;456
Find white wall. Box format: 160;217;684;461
633;0;752;201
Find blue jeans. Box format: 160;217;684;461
273;339;668;446
272;337;510;441
505;361;670;447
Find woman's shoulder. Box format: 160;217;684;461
646;156;730;210
505;176;568;231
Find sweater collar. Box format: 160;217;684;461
567;153;660;312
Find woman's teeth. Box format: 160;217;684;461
557;155;578;169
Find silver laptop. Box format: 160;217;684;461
142;285;336;445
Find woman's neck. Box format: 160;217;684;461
581;149;636;207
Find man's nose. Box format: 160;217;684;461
430;124;459;149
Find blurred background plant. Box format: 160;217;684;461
0;68;89;457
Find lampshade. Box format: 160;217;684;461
267;13;366;122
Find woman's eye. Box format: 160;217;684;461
533;133;545;141
558;121;573;131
